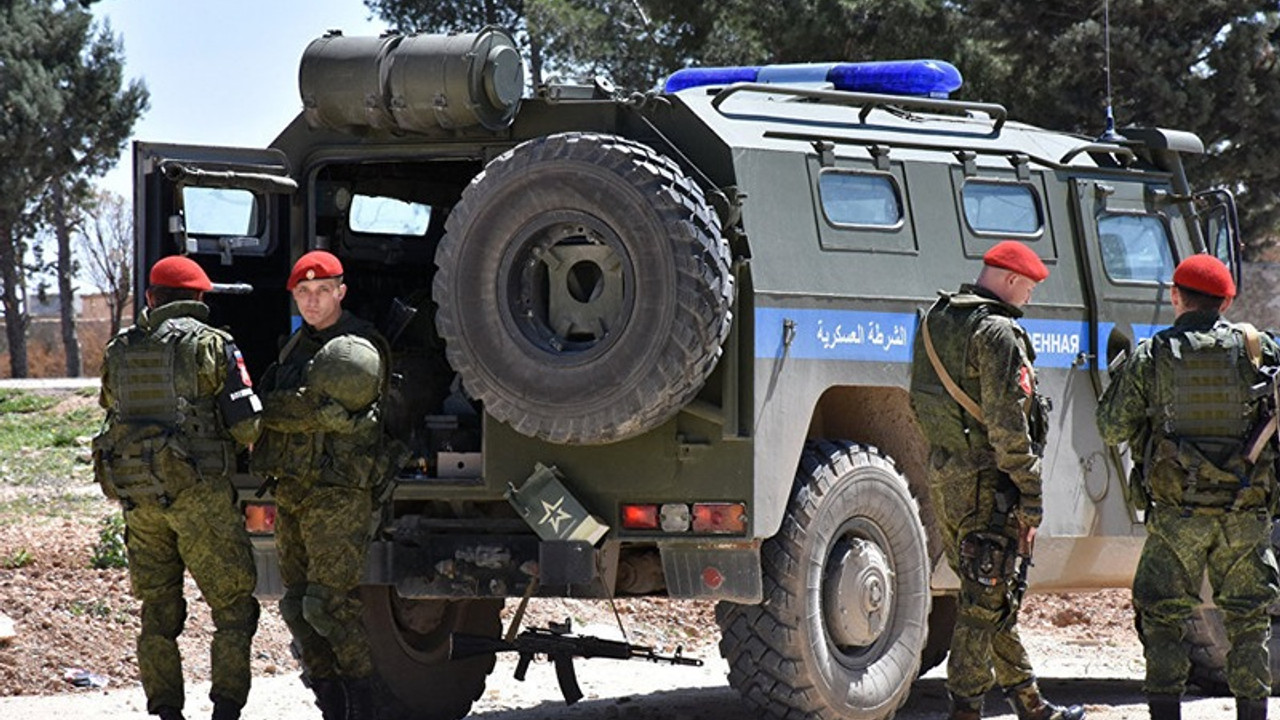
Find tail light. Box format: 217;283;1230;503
244;503;277;534
621;503;660;530
692;503;747;534
621;502;747;535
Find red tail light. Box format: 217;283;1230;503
621;504;660;530
692;503;747;534
244;503;277;534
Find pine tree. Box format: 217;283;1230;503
0;0;147;377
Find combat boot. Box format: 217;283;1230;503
210;696;241;720
948;692;984;720
156;707;186;720
1004;679;1086;720
310;678;346;720
1238;697;1267;720
342;677;376;720
1147;693;1180;720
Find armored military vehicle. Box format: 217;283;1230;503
132;27;1258;720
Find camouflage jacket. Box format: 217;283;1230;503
909;284;1045;526
1096;309;1280;511
253;311;388;486
99;300;261;448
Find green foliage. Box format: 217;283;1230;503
89;512;127;569
366;0;1280;252
0;391;102;487
2;547;33;569
0;389;60;413
0;492;100;522
0;0;149;378
953;1;1280;255
67;598;112;618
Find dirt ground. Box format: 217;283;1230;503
4;495;1278;719
0;497;1160;719
0;388;1251;718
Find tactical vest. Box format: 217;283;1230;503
1146;320;1268;509
254;315;406;493
95;317;234;507
911;292;1046;448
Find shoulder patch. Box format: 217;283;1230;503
1018;365;1034;396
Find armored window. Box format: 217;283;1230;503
1097;213;1174;283
961;182;1042;236
817;171;903;228
183;187;261;237
348;194;432;236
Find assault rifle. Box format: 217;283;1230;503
450;619;703;704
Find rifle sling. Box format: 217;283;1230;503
1240;322;1263;370
922;314;986;426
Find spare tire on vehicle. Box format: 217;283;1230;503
433;132;734;445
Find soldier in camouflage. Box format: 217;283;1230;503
95;256;262;720
910;241;1085;720
1097;254;1279;720
253;251;391;720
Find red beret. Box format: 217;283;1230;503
287;250;344;291
983;241;1049;282
149;256;212;292
1173;254;1235;298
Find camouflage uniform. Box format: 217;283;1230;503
95;300;262;716
1096;309;1280;702
909;284;1061;717
253;311;388;685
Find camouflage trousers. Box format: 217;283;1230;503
274;481;375;680
1134;506;1278;699
124;478;259;712
929;458;1036;699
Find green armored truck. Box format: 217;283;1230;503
132;27;1256;720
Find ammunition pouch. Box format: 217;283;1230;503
1028;393;1052;457
250;429;318;481
1148;436;1268;511
958;531;1017;586
1127;464;1151;513
93;422;219;508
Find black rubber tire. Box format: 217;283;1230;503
919;594;957;676
715;440;931;720
361;587;503;720
433;132;733;445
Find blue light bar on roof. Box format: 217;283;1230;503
663;59;963;98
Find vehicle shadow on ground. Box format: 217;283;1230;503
469;676;1157;720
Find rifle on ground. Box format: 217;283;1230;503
450;619;703;704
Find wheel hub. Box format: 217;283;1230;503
824;537;894;648
506;215;630;357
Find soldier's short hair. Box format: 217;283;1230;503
149;286;202;307
1175;284;1225;312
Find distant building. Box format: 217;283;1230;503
0;292;132;378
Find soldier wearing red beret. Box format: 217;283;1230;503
95;255;262;720
1099;254;1278;720
253;250;397;720
910;241;1085;720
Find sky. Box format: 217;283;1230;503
92;0;392;200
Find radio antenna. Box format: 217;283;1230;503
1097;0;1126;142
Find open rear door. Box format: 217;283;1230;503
133;142;296;380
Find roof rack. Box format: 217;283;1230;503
709;82;1008;134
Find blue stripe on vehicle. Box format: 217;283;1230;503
755;308;1105;369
